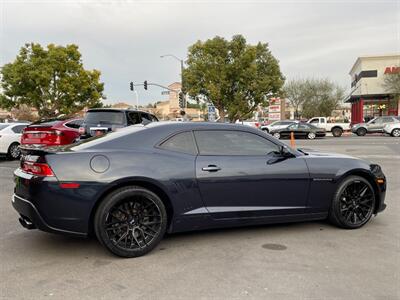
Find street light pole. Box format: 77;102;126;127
160;54;184;85
133;90;139;109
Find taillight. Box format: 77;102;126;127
21;161;54;177
48;130;63;136
78;127;85;135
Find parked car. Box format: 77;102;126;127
307;117;351;137
383;122;400;137
21;118;83;146
235;119;262;128
260;120;297;133
13;122;386;257
270;122;326;139
79;108;159;138
0;122;29;160
351;116;400;136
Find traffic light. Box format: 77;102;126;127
178;92;185;108
129;82;134;91
144;80;148;90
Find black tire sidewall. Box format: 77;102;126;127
330;176;375;229
332;128;342;137
392;129;400;137
357;128;367;136
7;143;20;160
307;132;316;139
94;186;167;257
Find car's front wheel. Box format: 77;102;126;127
273;132;280;139
7;142;21;160
356;128;367;136
329;176;375;229
391;128;400;137
94;186;167;257
307;132;316;140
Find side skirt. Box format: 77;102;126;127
169;212;328;234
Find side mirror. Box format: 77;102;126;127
279;145;293;158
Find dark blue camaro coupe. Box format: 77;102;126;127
13;122;386;257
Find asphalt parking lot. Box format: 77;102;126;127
0;136;399;300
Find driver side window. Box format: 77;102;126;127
194;130;280;156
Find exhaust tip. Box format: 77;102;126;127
19;216;36;230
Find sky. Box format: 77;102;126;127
1;0;399;106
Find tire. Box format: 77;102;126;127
94;186;167;258
307;132;316;140
262;128;269;133
356;128;367;136
273;132;280;139
328;176;375;229
391;128;400;137
332;127;343;137
7;143;21;160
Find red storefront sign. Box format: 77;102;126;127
384;66;400;74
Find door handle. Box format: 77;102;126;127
202;165;221;172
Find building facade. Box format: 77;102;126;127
154;82;204;121
346;54;400;124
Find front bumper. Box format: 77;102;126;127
12;194;86;237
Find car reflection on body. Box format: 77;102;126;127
12;122;386;257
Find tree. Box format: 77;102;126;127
11;104;36;122
283;79;309;119
383;68;400;95
0;43;105;118
301;79;345;119
183;35;284;122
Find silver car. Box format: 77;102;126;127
351;116;400;136
260;120;297;133
383;122;400;137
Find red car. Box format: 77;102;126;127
21;118;83;146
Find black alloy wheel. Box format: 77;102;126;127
94;186;167;257
356;128;367;136
7;143;21;160
329;176;375;229
332;127;343;137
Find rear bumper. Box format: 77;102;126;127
12;194;86;237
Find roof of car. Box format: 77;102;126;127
145;121;260;131
86;108;155;114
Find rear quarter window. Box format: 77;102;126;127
159;132;197;155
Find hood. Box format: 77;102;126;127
298;148;361;159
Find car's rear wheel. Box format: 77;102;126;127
94;186;167;257
356;128;367;136
273;132;280;139
329;176;375;229
307;132;316;140
332;127;343;137
7;142;21;160
391;128;400;137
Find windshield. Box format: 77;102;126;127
85;111;124;125
367;117;377;124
